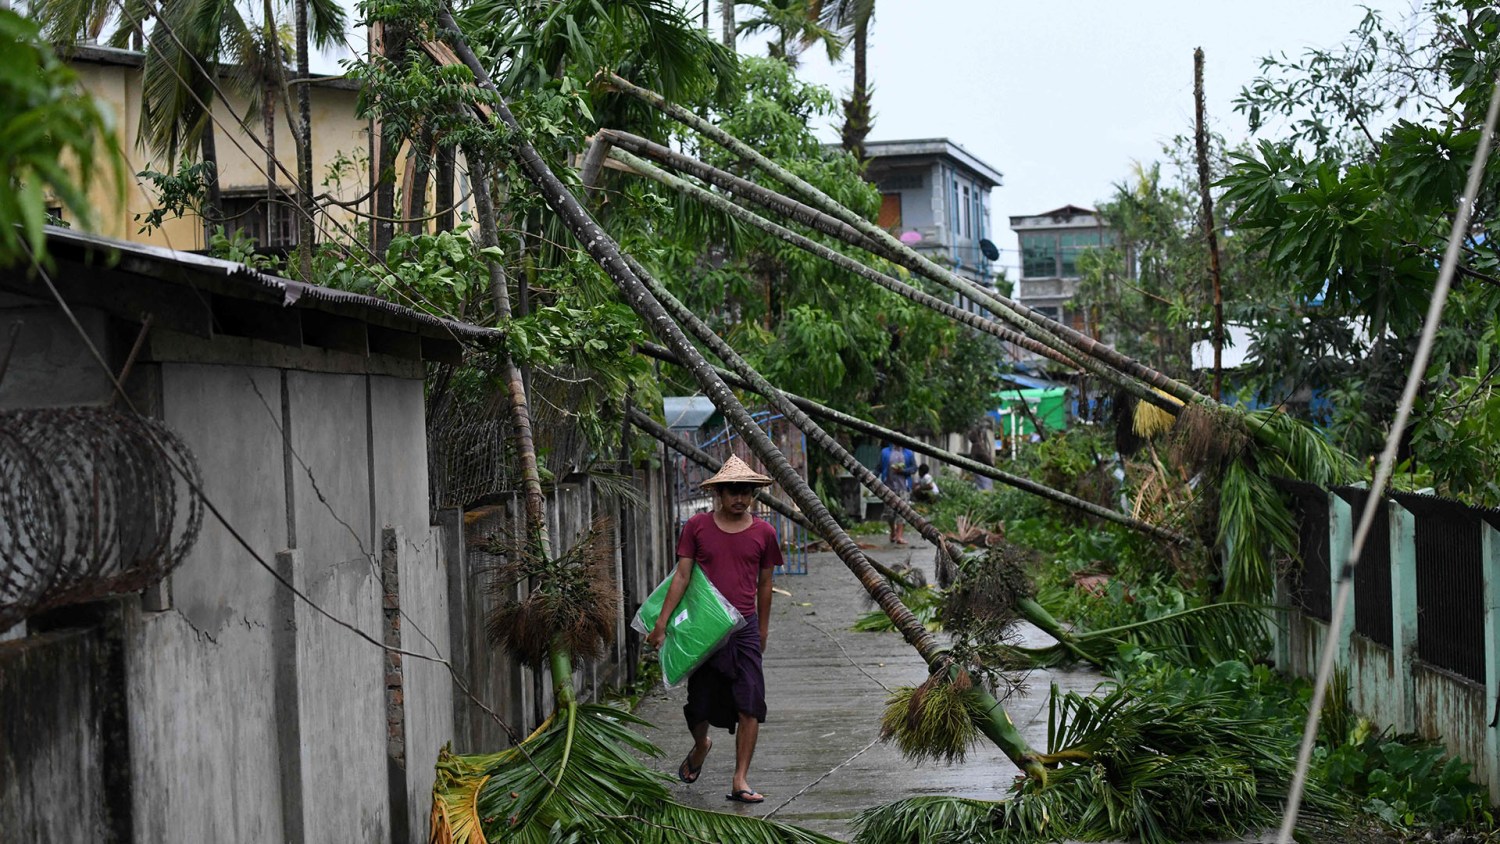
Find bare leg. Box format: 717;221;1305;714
731;712;761;797
680;720;711;782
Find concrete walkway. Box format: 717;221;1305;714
629;533;1108;842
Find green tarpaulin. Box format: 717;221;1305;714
994;387;1068;436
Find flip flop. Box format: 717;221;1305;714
725;789;765;804
677;746;707;783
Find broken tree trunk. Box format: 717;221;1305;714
429;13;1045;779
597;73;1210;413
633;342;1193;546
602;145;1081;370
592;129;1179;414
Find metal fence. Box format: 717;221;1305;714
1395;492;1491;684
669;410;809;576
1334;485;1393;648
1278;478;1332;621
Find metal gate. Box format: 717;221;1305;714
670;409;809;575
1333;486;1393;648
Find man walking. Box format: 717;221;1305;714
646;455;780;804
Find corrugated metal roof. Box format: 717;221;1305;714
663;396;718;431
41;226;501;344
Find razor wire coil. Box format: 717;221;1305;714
0;407;204;629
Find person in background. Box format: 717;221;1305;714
912;463;940;503
878;441;916;544
646;456;780;805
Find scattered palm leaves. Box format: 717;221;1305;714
485;517;620;667
879;669;984;765
999;600;1272;672
1216;409;1357;600
856;680;1348;844
431;704;837;844
852;583;943;632
947;513;1006;548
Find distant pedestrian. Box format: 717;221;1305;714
878;441;915;544
646;456;779;805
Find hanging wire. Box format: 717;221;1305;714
1275;72;1500;843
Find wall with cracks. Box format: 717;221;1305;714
2;297;675;843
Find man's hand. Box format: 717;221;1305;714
646;627;666;649
759;627;769;652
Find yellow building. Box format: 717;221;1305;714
64;44;436;254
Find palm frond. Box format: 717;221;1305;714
852;583;943;632
879;673;982;764
856;681;1349;844
432;704;837;844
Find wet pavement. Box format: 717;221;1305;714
629;532;1109;841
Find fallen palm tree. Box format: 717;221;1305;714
423;6;1057;786
633;340;1192;546
855;679;1347;844
593;73;1361;602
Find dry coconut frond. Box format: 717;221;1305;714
880;672;983;764
1169;401;1245;470
943;542;1036;637
485;517;620;665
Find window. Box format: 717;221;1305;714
1020;233;1057;278
1058;230;1101;277
961;185;971;238
878;193;903;229
1035;306;1061;322
215;190;300;248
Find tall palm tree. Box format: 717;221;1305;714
734;0;843;68
818;0;874;160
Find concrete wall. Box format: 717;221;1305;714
1278;491;1500;803
0;626;124;841
4;311;676;842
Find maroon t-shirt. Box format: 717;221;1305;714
676;512;783;616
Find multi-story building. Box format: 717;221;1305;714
1009;204;1112;332
61;44;445;254
862;139;1004;295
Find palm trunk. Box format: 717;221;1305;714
263;77;277;248
432;16;938;667
719;0;734;48
295;0;314;277
633;341;1192;545
430;17;1045;777
199;126;222;239
434;145;455;233
1193;48;1225;402
630;408;1045;778
606;146;1080;369
601;73;1213;414
596;130;1179;414
839;12;870;161
407;134;433;235
469;151;573;705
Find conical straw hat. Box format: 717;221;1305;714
701;455;773;488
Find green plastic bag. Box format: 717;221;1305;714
632;566;746;687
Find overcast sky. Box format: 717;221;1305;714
754;0;1418;278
